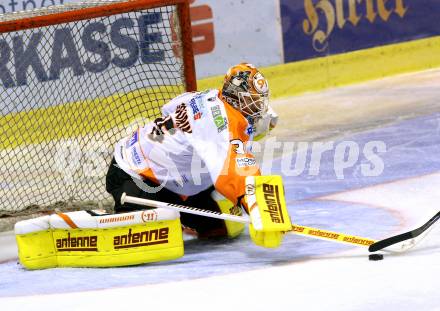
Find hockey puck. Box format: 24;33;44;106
369;254;384;261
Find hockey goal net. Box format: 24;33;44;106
0;0;195;228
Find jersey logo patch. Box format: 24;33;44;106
246;125;254;135
127;131;138;148
175;103;192;133
189;99;203;121
236;157;256;167
131;148;142;166
211;105;227;133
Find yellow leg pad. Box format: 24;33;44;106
16;229;58;270
215;197;245;238
17;218;184;269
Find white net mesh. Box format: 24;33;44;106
0;1;189;223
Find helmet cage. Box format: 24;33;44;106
238;91;269;123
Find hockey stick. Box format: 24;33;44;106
121;193;376;248
368;210;440;252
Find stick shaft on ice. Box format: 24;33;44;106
121;193;377;248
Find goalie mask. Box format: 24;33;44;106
221;63;269;124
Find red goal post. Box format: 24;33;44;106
0;0;196;222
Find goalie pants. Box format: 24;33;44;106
105;158;227;238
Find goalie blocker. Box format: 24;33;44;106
245;175;292;248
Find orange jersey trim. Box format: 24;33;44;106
214;101;260;204
138;168;160;185
135;128;160;185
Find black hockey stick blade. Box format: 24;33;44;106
368;211;440;252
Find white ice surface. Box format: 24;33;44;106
3;174;439;311
2;171;440;310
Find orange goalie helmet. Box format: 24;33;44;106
221;63;269;123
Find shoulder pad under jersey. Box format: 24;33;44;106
161;92;196;116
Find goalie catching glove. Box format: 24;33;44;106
243;175;292;248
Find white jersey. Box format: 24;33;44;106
114;89;260;204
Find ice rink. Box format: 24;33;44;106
1;69;440;310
